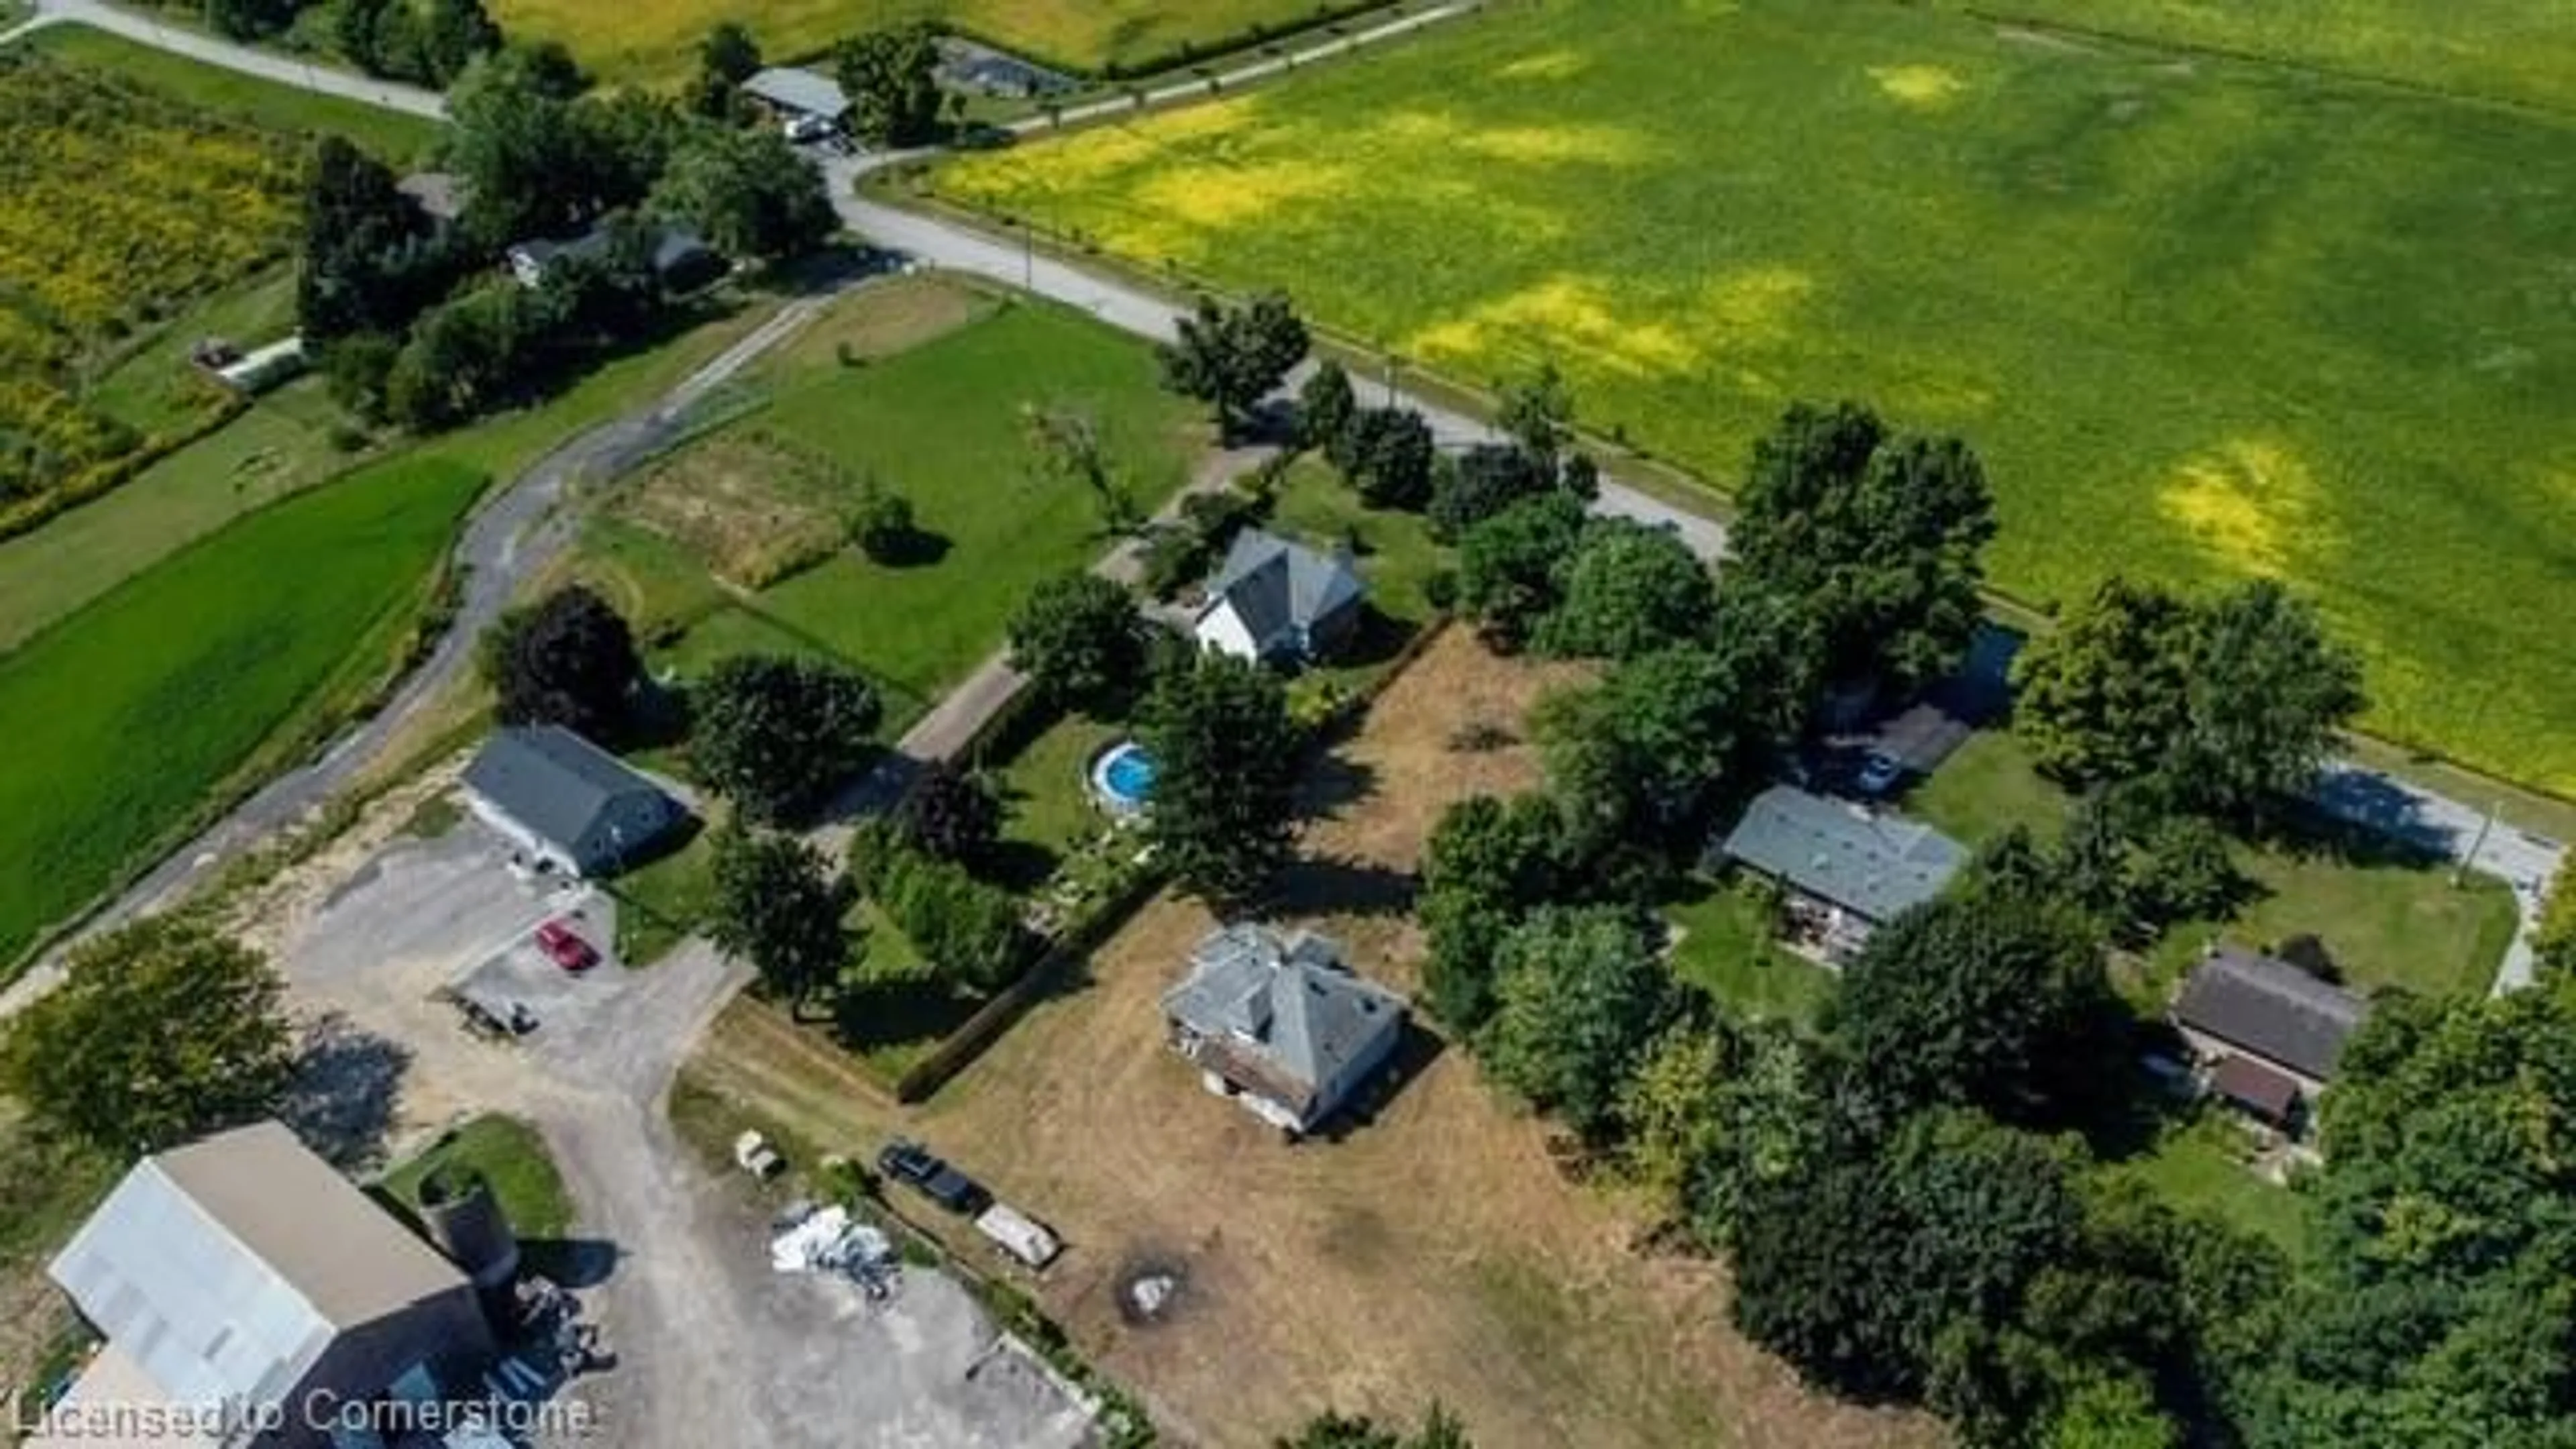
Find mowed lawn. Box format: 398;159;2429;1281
941;0;2576;791
1936;0;2576;113
589;292;1201;708
488;0;1326;84
0;455;485;969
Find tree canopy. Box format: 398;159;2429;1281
1157;292;1309;439
2014;576;2363;822
298;138;457;347
1480;906;1670;1140
1006;572;1145;713
1419;793;1573;1032
1298;360;1357;454
1452;491;1589;651
706;826;855;1014
1138;651;1301;906
1340;405;1437;511
837;23;943;147
481;584;641;739
1829;865;2117;1128
688;653;881;824
1;918;294;1157
894;761;1002;867
1729;400;1996;697
652;123;835;260
1532;519;1714;661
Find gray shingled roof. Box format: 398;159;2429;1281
1162;926;1405;1100
48;1122;469;1414
2174;946;2368;1081
743;66;849;118
464;725;669;857
1715;784;1966;924
1198;528;1364;651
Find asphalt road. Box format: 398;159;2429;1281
2;0;447;113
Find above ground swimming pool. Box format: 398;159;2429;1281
1089;740;1157;819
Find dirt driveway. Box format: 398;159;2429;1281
268;811;1095;1449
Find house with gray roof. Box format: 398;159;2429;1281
36;1121;491;1449
462;724;686;878
741;66;850;123
1161;924;1408;1136
1710;784;1968;963
2171;945;2369;1129
1191;528;1366;666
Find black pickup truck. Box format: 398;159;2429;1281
877;1138;990;1216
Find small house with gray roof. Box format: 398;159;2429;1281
1191;528;1366;666
1161;924;1407;1136
2171;945;2369;1130
1710;784;1968;963
462;724;686;878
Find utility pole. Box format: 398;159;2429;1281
2457;798;2500;888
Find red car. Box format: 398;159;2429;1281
535;919;598;973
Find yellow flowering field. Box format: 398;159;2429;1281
0;53;299;537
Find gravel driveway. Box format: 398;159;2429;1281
278;818;1096;1449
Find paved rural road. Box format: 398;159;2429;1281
2;0;447;114
5;3;2557;995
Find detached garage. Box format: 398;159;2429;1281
462;724;686;879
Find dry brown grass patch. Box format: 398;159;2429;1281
769;274;1000;376
617;431;849;590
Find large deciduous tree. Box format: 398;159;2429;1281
1340;405;1436;511
0;918;294;1156
1830;865;2116;1128
1157;292;1309;440
706;826;855;1015
1006;572;1145;713
2012;576;2201;788
688;653;881;823
1479;905;1670;1140
837;23;943;146
1729;400;1996;698
298;138;454;347
894;761;1002;867
2167;579;2363;822
1419;793;1572;1032
481;584;642;739
1297;360;1357;455
651;124;835;260
1532;519;1715;661
1138;651;1301;907
1452;491;1589;651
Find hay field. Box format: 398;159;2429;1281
488;0;1329;83
941;0;2576;790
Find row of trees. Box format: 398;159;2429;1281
301;46;835;433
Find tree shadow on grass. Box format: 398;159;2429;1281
1294;751;1381;822
857;527;953;570
1271;851;1417;921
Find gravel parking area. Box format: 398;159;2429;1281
276;808;1095;1449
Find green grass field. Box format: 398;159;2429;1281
1938;0;2576;114
25;23;440;164
941;0;2576;792
0;455;486;969
2102;1114;2313;1263
1664;879;1838;1028
488;0;1331;85
380;1114;573;1237
588;294;1200;707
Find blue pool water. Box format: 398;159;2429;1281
1102;745;1157;807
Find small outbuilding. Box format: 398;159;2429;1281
1162;924;1407;1136
2171;945;2369;1131
462;724;686;879
1709;784;1967;963
37;1121;492;1449
1191;527;1366;666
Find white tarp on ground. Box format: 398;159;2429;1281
770;1207;893;1275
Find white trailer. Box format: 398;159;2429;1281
973;1203;1062;1270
